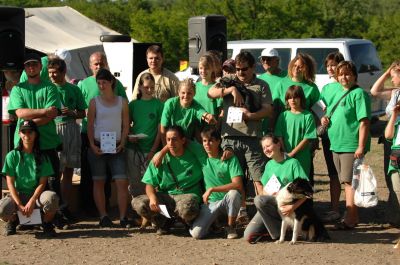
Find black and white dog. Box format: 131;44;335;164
275;178;330;244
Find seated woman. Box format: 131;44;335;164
160;78;216;144
190;127;243;240
131;125;205;235
0;120;59;236
243;134;309;243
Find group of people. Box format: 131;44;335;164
0;43;398;243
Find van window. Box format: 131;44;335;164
297;48;339;75
241;48;291;75
349;43;382;73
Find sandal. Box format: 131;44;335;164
333;221;356;230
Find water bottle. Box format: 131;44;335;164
352;157;364;189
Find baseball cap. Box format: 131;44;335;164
19;120;38;132
222;59;236;72
24;53;41;64
259;48;279;58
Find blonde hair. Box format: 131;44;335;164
179;78;196;93
391;60;400;76
199;54;216;81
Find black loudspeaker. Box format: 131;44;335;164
188;15;227;70
132;42;161;82
0;7;25;70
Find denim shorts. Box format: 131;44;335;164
87;148;127;180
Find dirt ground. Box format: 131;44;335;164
1;120;400;265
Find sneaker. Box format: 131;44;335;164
226;226;238;239
156;227;169;235
236;208;249;225
120;217;132;228
99;216;113;228
42;222;57;237
4;220;17;236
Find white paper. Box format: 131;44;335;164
263;174;281;195
395;128;400;146
311;100;326;119
17;209;42;225
226;107;243;123
128;133;148;139
159;204;171;218
100;131;117;153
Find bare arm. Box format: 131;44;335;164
145;184;160;213
279;197;307;216
160;124;167;146
87;99;101;155
6;176;23;212
202;176;243;204
146;124;162;162
288;139;310;158
208;84;244;106
355;118;370;158
370;66;397;100
385;105;400;139
15;107;57;120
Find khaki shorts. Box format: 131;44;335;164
332;152;355;183
56;120;81;170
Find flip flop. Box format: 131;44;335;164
333;221;356;230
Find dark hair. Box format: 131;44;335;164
285;85;306;110
165;125;185;139
17;123;42;175
137;73;155;100
260;133;283;152
146;45;163;57
324;52;344;67
235;51;256;68
201;126;221;142
96;68;116;90
288;53;316;83
47;56;67;73
336;61;358;82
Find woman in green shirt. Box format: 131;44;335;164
0;120;59;236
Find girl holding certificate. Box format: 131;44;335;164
243;134;309;243
87;68;130;228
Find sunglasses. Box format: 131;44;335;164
260;57;274;62
236;67;249;72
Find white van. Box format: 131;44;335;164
227;38;385;118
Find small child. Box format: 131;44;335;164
126;73;163;197
160;78;216;144
194;55;222;119
274;85;317;177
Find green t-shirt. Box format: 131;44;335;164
320;83;371;153
194;82;222;117
160;97;206;139
78;76;128;133
274;110;316;175
20;56;49;83
55;82;87;123
8;80;61;150
202;155;243;202
127;98;164;152
275;77;320;115
261;156;309;188
258;70;288;134
388;121;400;174
141;149;204;201
2;150;54;195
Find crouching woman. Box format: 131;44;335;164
243;134;308;243
0;120;59;236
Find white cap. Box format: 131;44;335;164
55;48;71;66
259;48;279;58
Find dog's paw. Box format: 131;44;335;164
289;241;297;245
275;240;284;244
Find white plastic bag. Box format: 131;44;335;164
354;164;378;208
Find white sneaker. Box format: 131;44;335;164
226;226;238;239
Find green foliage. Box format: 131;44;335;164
2;0;400;70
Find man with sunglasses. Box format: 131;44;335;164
208;51;273;221
258;48;287;133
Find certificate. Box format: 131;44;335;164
226;107;243;123
100;132;117;153
263;174;281;195
17;209;42;225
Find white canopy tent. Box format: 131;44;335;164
24;6;135;80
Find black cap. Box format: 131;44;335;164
19;120;38;132
24;53;41;65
